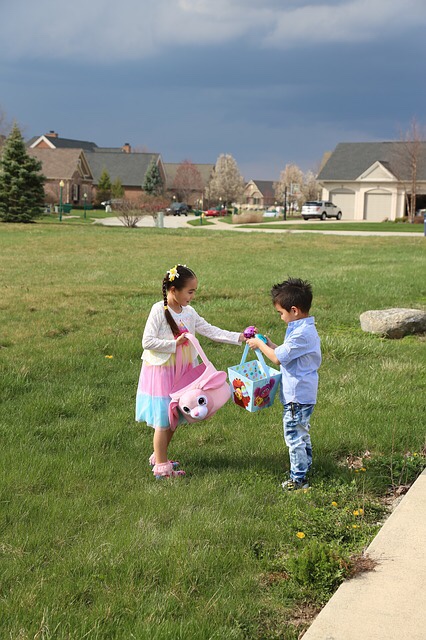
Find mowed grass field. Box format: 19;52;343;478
1;223;425;639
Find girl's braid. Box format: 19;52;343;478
162;274;180;337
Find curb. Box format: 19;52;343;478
302;469;426;639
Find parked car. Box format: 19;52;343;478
205;207;227;217
169;202;189;216
301;201;342;220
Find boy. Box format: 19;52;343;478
247;278;321;491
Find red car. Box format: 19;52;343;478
204;207;228;217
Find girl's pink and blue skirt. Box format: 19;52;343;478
136;348;194;429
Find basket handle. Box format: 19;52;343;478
175;332;210;379
240;343;271;377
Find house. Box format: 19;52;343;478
164;163;214;206
243;180;276;209
27;132;165;203
317;142;426;221
27;148;93;206
86;150;165;203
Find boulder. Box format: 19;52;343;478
360;308;426;339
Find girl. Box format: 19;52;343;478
136;264;244;478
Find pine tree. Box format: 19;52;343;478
0;123;45;223
111;177;124;199
143;159;163;195
96;168;112;204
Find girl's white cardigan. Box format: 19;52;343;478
141;301;241;365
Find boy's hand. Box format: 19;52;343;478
247;337;263;349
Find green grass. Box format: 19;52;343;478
237;221;424;232
187;218;215;227
0;223;425;639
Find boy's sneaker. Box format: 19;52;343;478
281;478;309;491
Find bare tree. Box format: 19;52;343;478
117;193;169;228
172;160;204;204
398;118;425;222
274;163;304;212
302;170;320;203
207;154;245;205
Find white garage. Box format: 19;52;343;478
330;190;355;219
364;190;392;222
317;142;426;221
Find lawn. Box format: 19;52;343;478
236;220;424;233
1;223;425;639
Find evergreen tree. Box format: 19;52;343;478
143;159;163;195
96;168;112;204
111;177;125;199
0;123;45;222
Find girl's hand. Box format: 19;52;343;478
175;333;188;346
239;332;246;342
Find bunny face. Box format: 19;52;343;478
179;391;209;420
168;366;231;429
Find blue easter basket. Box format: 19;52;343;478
228;344;281;413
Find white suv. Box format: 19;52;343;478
301;201;342;220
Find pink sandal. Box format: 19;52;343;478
152;462;186;479
149;453;180;469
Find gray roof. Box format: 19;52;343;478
250;180;275;198
27;135;98;151
318;142;426;182
86;151;160;186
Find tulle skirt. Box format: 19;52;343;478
135;347;195;429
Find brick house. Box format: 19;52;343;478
27;132;165;204
164;162;214;207
27;148;93;206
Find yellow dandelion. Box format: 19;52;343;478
353;510;360;516
354;469;360;473
296;532;306;539
352;524;359;529
359;508;364;515
360;467;366;472
105;355;114;359
331;501;338;507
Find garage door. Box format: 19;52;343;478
364;193;392;221
330;192;355;219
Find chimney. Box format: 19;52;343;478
122;142;131;154
46;131;58;138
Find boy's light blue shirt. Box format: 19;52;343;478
274;316;321;405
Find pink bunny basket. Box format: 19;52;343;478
168;333;231;430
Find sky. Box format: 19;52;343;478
1;0;426;180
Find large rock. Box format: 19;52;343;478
360;308;426;339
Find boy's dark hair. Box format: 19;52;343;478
162;264;197;336
271;277;313;313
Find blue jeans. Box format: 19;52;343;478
283;403;314;482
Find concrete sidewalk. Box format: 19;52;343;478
303;469;426;640
95;216;421;237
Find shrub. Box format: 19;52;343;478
288;540;349;602
232;212;263;224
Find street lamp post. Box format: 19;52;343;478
283;186;287;221
59;180;64;222
83;192;87;220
